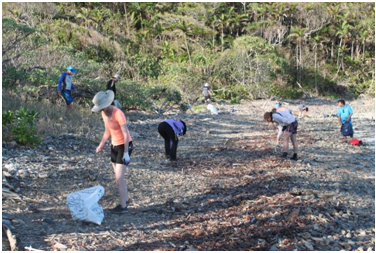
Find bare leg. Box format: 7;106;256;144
291;134;298;153
113;163;128;207
283;132;292;153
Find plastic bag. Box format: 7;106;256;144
207;104;218;115
114;99;122;108
67;185;105;225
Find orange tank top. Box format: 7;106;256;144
101;107;132;146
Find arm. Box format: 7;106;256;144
96;126;111;153
338;116;343;126
120;124;130;153
346;113;353;122
276;125;283;144
71;83;75;90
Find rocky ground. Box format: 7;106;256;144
2;98;375;251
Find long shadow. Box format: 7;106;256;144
3;98;374;250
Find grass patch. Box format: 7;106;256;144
2;90;103;144
192;105;207;111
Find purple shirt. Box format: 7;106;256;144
164;119;185;136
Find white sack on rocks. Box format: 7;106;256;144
67;185;105;225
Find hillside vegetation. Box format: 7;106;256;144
2;2;375;110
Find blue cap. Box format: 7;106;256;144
66;66;77;74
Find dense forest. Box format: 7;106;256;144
2;2;375;110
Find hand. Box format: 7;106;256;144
340;123;343;127
58;91;61;96
346;118;350;122
96;145;103;153
122;152;130;166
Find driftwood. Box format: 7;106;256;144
3;223;20;251
296;82;312;98
25;246;45;251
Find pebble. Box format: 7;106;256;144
359;230;366;236
4;163;17;172
302;232;311;239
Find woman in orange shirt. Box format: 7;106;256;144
92;90;133;214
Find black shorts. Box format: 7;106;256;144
110;142;133;164
282;120;298;134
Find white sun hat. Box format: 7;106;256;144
91;90;114;112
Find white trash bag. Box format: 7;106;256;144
207;104;219;115
67;185;105;225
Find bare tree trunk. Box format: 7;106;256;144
296;44;299;83
337;38;342;68
315;49;319;96
184;35;192;66
221;27;224;52
123;3;130;38
362;40;365;61
300;41;303;83
331;40;334;59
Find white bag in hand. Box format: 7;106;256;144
67;185;105;225
207;104;218;115
114;99;122;108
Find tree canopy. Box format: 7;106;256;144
2;2;375;107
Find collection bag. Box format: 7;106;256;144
341;122;354;136
67;185;105;225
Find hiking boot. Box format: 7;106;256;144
109;204;128;214
280;152;288;158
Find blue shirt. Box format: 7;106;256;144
337;104;353;124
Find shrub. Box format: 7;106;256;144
5;107;42;146
2;110;15;125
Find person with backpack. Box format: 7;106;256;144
264;110;299;160
158;119;187;161
106;74;120;106
337;99;354;142
92;90;133;214
57;66;77;108
203;83;212;103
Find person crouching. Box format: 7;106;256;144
264;110;299;160
158;119;187;161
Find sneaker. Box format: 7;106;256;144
109;204;128;214
290;156;298;161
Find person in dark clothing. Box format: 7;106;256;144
203;83;212;103
107;74;120;104
158;119;187;161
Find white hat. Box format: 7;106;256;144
204;83;209;87
112;74;121;81
91;90;114;112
